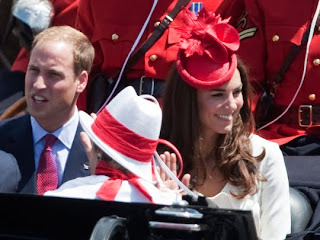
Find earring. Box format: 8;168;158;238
190;175;197;189
97;153;102;161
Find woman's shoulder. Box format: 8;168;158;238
250;134;283;160
250;133;280;149
250;133;272;143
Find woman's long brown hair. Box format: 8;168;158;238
160;59;265;199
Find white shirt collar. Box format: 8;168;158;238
31;108;79;149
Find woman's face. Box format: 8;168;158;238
197;69;243;140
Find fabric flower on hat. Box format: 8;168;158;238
176;8;240;90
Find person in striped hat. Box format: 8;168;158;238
45;86;187;205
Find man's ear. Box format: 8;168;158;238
76;70;88;93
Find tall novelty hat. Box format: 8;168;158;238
176;8;240;89
79;87;163;182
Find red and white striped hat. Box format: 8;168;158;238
79;86;162;181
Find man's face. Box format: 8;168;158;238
25;40;87;132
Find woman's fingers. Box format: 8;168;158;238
182;174;191;188
169;153;177;176
159;153;167;181
159;151;178;180
158;152;191;192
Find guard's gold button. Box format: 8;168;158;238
111;33;119;42
318;25;320;32
154;21;160;27
309;94;316;101
313;59;320;66
150;54;157;61
272;35;280;42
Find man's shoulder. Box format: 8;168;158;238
0;114;31;142
0;114;29;129
0;150;15;163
0;150;20;176
0;150;21;192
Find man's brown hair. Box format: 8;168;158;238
32;25;94;77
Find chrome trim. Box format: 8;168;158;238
155;207;203;219
149;221;204;232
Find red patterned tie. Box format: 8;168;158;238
37;134;58;195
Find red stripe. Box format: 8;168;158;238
91;109;158;162
96;160;153;203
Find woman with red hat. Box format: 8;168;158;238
160;9;291;239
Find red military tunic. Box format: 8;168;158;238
11;0;79;76
76;0;223;110
217;0;320;145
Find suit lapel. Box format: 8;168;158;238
61;122;90;184
2;115;90;193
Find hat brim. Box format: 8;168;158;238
79;111;153;181
176;52;237;90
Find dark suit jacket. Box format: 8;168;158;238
0;150;21;192
0;114;90;194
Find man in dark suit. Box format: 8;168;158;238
0;150;21;192
0;25;95;194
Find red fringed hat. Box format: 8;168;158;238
176;8;240;90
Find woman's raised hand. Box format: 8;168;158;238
159;151;191;191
